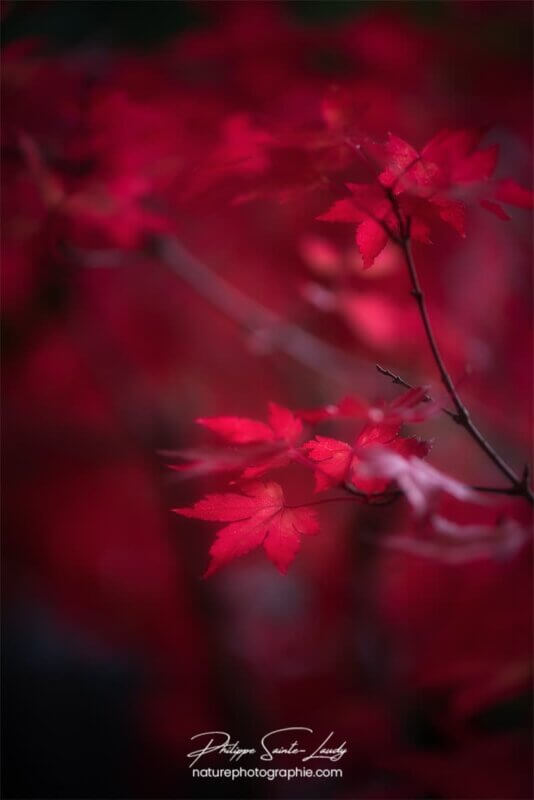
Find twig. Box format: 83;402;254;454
385;190;533;505
375;363;457;420
470;485;526;496
376;364;532;497
375;363;413;391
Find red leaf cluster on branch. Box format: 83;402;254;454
173;115;532;575
174;379;529;575
318;128;531;267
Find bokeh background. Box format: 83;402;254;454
2;2;532;798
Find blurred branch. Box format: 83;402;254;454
344;481;523;501
153;235;368;389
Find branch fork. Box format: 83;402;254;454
383;190;533;505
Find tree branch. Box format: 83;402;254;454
153;235;370;390
385;191;533;505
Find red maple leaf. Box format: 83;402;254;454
186;113;273;197
197;401;302;444
353;423;430;493
319;129;532;266
378;129;498;194
317;181;431;268
379;128;532;227
302;422;430;493
481;178;534;220
174;481;318;576
297;394;369;424
356;448;484;516
167;404;305;481
298;386;436;426
195;402;303;479
301;435;353;492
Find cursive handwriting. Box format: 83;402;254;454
260;727;311;761
187;732;255;767
301;730;347;762
187;728;347;767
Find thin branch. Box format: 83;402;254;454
376;365;531;498
375;363;457;420
344;480;523;501
470;485;527;496
153;235;370;389
375;363;414;391
385;190;533;505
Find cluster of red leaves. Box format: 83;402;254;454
194;114;532;268
174;384;528;576
316;129;531;267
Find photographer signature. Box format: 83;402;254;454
187;728;347;767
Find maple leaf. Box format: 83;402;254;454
420;128;498;185
480;178;534;220
374;128;497;198
302;422;430;493
197;401;302;444
370;129;498;239
187;113;273;196
374;129;531;232
351;423;430;494
378;132;441;195
317;182;431;268
164;448;253;480
196;415;273;444
355;449;484;516
298;387;436;426
19;133;168;249
493;178;533;208
167;404;304;481
321;129;530;255
174;482;318;576
196;402;303;479
227;122;354;206
240;451;293;480
301;435;353;492
317;182;394;269
297;395;369;424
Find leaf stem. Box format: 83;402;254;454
285;495;369;510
